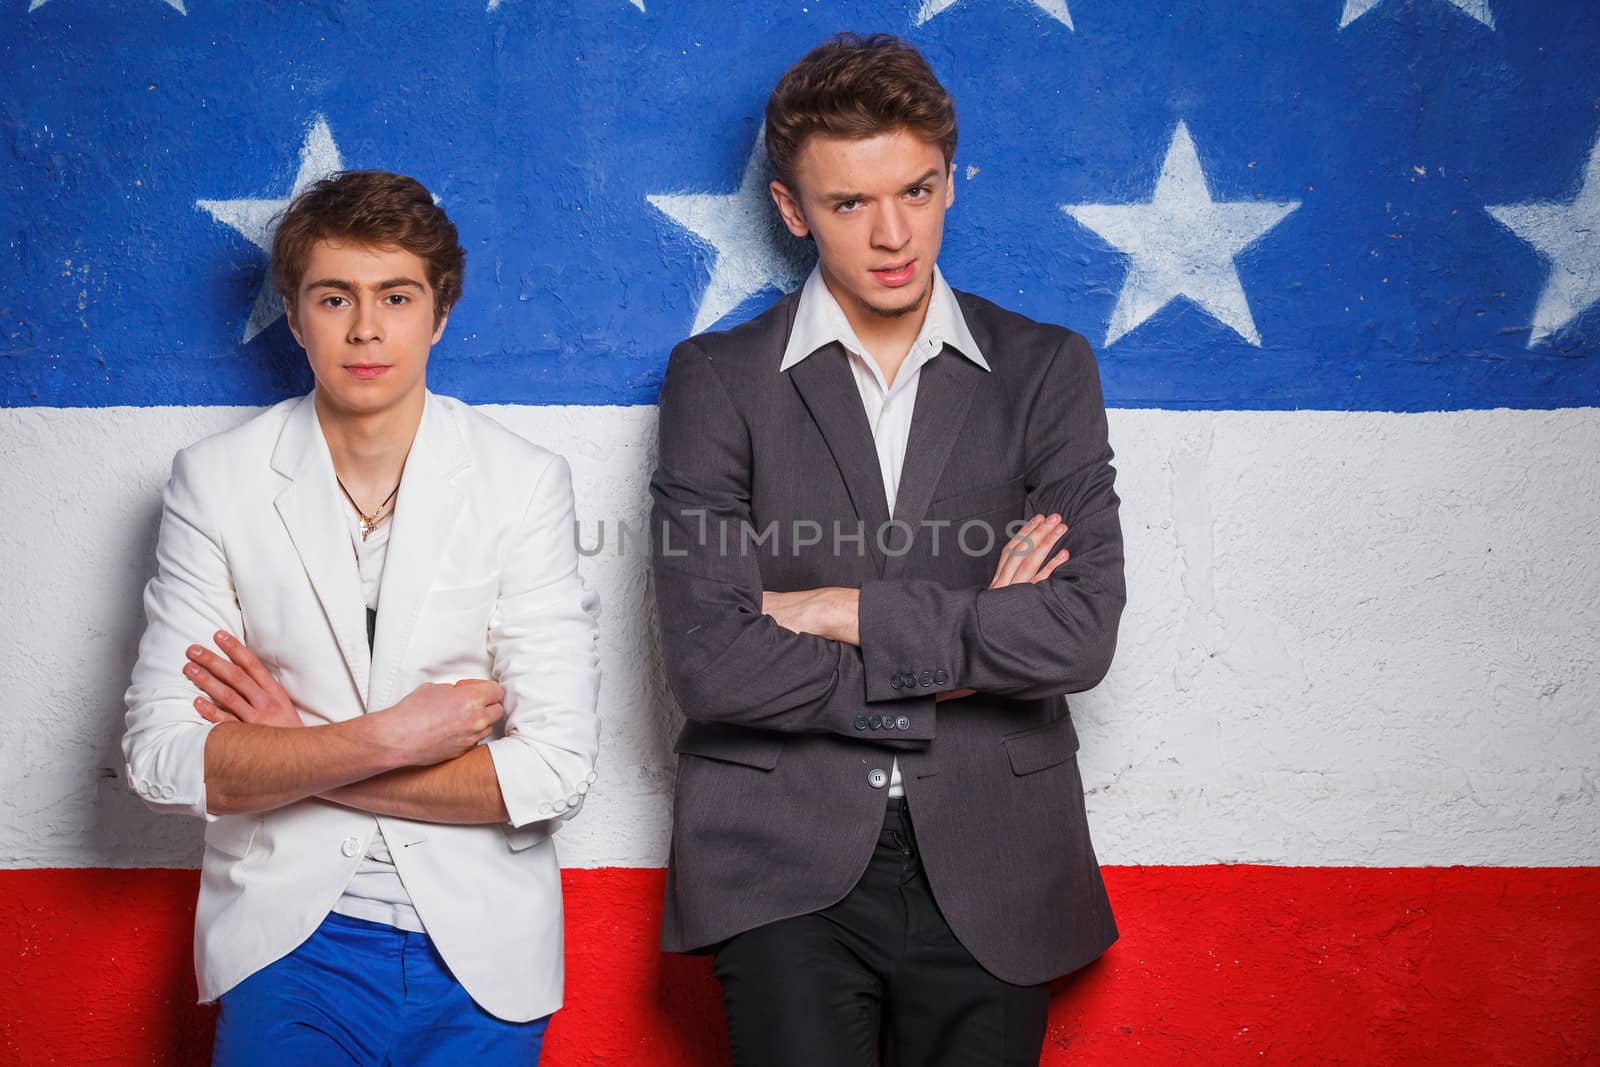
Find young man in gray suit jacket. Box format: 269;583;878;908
650;33;1126;1067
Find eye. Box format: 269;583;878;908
906;185;930;201
383;293;410;306
320;295;350;309
836;198;863;214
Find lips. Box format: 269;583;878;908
344;364;389;380
870;260;917;288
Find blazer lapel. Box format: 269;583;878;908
787;344;892;576
883;349;986;579
270;395;372;711
367;393;470;713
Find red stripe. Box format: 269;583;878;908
2;866;1596;1065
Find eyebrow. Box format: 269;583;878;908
304;277;425;292
822;169;943;204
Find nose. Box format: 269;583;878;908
872;201;910;252
348;298;381;344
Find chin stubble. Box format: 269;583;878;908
866;278;933;319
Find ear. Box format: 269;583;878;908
945;162;956;209
283;296;306;348
430;309;451;346
770;179;810;239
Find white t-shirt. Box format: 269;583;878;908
328;506;426;933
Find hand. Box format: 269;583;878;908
377;679;506;768
187;631;301;728
990;513;1069;589
762;587;861;646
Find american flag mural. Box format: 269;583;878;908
3;1;1598;1063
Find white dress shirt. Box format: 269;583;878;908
780;265;990;795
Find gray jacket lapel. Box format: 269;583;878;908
884;349;986;579
786;344;892;576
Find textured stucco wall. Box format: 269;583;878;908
2;404;1594;871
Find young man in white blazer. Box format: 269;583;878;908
123;170;601;1064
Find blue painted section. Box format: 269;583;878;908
2;0;1596;411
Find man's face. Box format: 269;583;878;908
771;128;955;324
285;240;446;419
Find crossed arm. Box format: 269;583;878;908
187;634;510;823
124;447;599;828
650;333;1124;733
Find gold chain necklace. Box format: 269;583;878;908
335;474;401;541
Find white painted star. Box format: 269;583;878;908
915;0;1071;29
487;0;642;11
1339;0;1493;30
647;130;815;335
196;117;344;343
30;0;184;10
1486;130;1600;348
1061;121;1300;347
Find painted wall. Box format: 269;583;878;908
3;1;1598;1064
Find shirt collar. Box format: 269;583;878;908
779;264;990;375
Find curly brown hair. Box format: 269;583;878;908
271;170;465;326
765;33;958;191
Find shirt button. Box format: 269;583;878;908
934;670;948;684
554;799;569;814
890;675;903;690
896;715;912;731
161;785;175;799
919;671;934;687
854;715;869;731
567;793;581;807
586;771;598;784
340;837;360;858
577;781;590;795
539;803;554;816
868;715;882;730
867;768;889;789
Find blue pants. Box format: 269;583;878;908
213;913;551;1066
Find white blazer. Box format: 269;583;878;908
123;391;601;1022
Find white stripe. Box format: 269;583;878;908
0;406;1594;869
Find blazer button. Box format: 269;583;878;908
919;671;934;686
890;674;903;689
895;715;911;731
340;836;361;858
934;670;948;684
867;768;888;789
854;715;869;731
868;715;882;730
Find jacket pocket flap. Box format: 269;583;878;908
504;823;553;852
928;476;1025;519
1003;716;1080;776
424;577;498;614
203;815;260;858
674;723;784;770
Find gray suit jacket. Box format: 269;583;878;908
650;288;1124;984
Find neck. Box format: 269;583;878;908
313;387;424;507
821;266;934;388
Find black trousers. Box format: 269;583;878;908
713;798;1051;1067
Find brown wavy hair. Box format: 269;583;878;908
765;33;958;190
271;170;464;326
